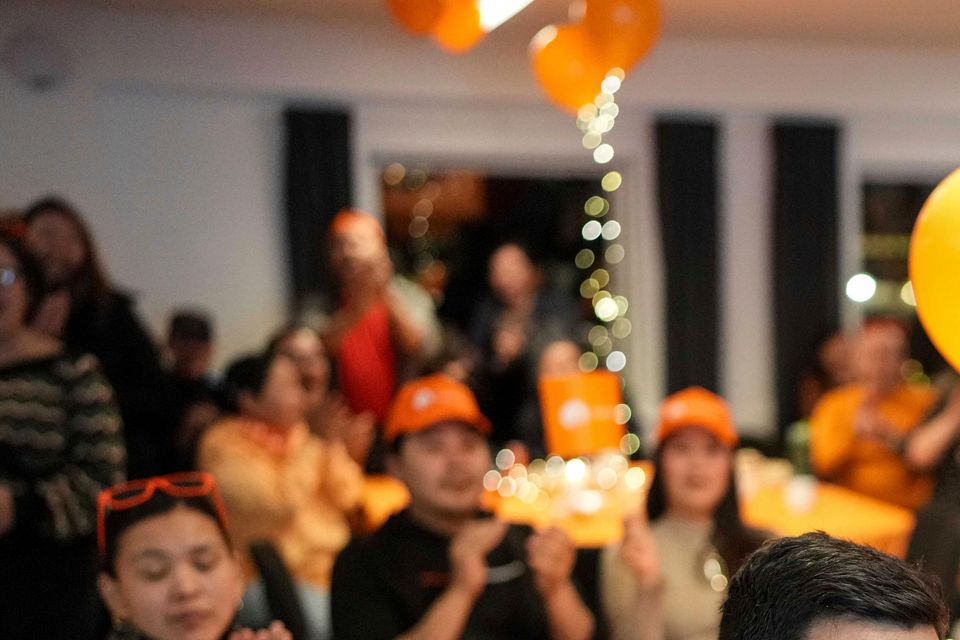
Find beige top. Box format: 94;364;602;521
198;417;363;588
601;516;726;640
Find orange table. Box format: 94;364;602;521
741;482;915;557
363;474;916;556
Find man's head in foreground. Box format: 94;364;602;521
719;531;949;640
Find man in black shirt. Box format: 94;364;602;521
331;373;594;640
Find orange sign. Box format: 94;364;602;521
539;371;626;458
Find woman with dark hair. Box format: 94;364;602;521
198;351;363;640
0;232;125;640
22;196;167;478
96;472;291;639
600;387;768;640
268;323;375;465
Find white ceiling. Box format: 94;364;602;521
49;0;960;49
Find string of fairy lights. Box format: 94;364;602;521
574;67;631;378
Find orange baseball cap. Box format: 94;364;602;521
656;386;738;448
384;374;491;443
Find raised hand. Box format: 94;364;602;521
228;620;292;640
620;511;661;591
526;526;577;597
448;518;509;597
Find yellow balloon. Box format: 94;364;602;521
909;167;960;372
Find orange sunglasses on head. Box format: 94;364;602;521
96;471;229;556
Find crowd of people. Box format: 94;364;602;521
1;196;958;640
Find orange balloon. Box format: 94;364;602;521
387;0;444;36
530;24;609;113
909;167;960;372
432;0;485;54
583;0;661;71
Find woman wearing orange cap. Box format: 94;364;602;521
600;387;768;640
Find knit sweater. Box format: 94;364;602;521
0;351;124;541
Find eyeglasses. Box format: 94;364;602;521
0;267;19;287
96;471;229;555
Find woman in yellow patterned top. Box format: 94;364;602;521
199;351;363;640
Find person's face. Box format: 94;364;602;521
538;340;582;378
390;422;491;520
329;224;386;282
168;338;213;381
488;245;538;309
0;245;29;336
805;618;938;640
97;505;243;640
660;427;732;520
240;357;305;429
852;326;907;391
24;210;87;288
275;329;330;395
820;332;851;386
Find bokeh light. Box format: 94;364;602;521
593;143;614;164
582;219;602;240
845;273;877;303
601;171;622;192
605;243;625;263
575;248;595;269
606;350;627;372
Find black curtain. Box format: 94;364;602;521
283;108;353;304
772;121;840;434
655;118;720;394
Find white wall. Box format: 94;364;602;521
2;1;960;436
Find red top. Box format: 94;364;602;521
337;302;397;421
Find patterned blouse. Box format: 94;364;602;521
0;351;125;541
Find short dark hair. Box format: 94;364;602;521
100;492;230;577
221;352;280;413
719;532;949;640
169;309;213;342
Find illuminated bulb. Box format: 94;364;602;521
601;220;621;240
605;243;626;264
625;466;647;490
495;448;515;470
599;102;620;119
606;350;627;372
614;296;629;316
588;324;609;345
579;352;599;371
582;220;603;240
595;297;619;322
408;216;429;238
545;455;566;477
591;268;610;288
575;248;595;269
601;171;622;192
497;476;517;498
582;132;602;149
597;467;618;490
580;278;600;298
846;273;877;303
900;281;916;306
592;114;615;134
619;433;641;455
593;144;615;164
611;318;632;339
384;162;406;186
606;67;626;81
601;75;622;94
565;457;589;485
585;196;608;217
615;404;633;425
483;470;501;491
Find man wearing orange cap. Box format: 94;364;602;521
322;209;440;458
331;374;595;640
810;319;937;509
